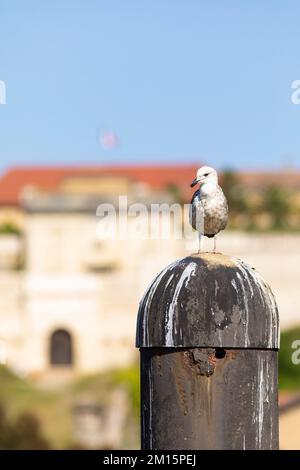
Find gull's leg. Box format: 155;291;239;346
213;235;217;253
198;232;203;253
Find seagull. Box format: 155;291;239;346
189;166;228;253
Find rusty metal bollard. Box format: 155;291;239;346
136;253;279;450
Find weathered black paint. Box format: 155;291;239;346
141;348;278;450
136;253;279;349
137;253;279;450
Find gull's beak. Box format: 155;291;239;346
190;178;198;188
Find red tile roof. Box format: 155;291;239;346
0;165;199;206
2;165;298;207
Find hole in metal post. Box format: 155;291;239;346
215;348;226;359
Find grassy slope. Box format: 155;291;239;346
0;365;139;449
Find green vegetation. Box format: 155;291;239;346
0;222;22;236
72;366;140;416
279;327;300;390
221;170;249;215
166;183;183;204
0;405;50;449
220;170;297;232
0;364;139;449
262;185;291;230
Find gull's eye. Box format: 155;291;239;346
203;173;209;177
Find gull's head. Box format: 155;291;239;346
190;166;218;188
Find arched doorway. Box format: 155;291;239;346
50;329;73;366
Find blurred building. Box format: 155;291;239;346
0;165;196;379
0;165;299;380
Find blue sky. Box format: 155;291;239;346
0;0;300;173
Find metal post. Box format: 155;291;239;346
136;253;279;450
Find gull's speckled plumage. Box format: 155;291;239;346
189;166;228;238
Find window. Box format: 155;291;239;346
50;329;73;366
